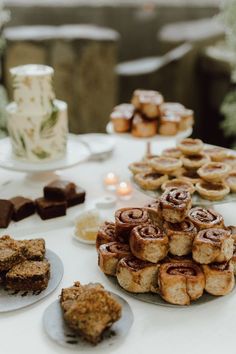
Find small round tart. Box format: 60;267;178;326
161;178;195;194
177;138;203;156
225;172;236;192
128;161;152;175
196;180;230;201
198;162;231;182
142;154;159;162
162;147;182;159
181;153;210;170
203;147;228;162
221;154;236;168
177;168;201;184
134;171;168;190
149;156;182;174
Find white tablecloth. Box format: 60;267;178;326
0;135;236;354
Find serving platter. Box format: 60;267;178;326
43;292;134;350
106;275;236;308
0;249;64;312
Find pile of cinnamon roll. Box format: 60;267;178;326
130;138;236;201
96;188;236;306
110;89;193;137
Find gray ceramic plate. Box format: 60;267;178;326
43;292;134;350
106;275;235;308
0;249;64;312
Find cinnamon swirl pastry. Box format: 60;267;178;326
131;89;163;118
177;138;203;156
228;225;236;242
149;156;182;174
128;161;152;175
188;207;224;230
144;200;163;227
192;228;233;264
181;153;210;170
162;147;182;159
231;243;236;275
115;208;149;242
161;178;195;194
98;242;131;276
196;180;230;201
129;224;169;263
96;222;116;250
116;256;159;293
203;147;228;162
203;261;235;296
158;262;205;305
225;172;236;192
134;171;168;190
160;188;192;223
163;219;197;256
198;162;231;183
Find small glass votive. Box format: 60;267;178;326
116;181;133;200
103;172;119;191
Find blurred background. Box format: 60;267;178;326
0;0;236;148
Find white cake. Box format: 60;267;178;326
7;64;68;162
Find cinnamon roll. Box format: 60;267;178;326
195;180;230;201
160;188;192;223
192;228;233;264
162;147;182;159
163;218;197;256
149;156;182;174
231;243;236;275
116;256;159;293
181;153;210;170
203;147;228;162
158;262;205;305
98;242;131;276
225;172;236;192
203;261;235;296
177;138;204;156
129;224;169;263
144;200;163;227
188;207;224;230
134;171;168;190
131;89;163;118
115;208;149;242
228;225;236;242
198;162;231;183
96;222;116;250
161;178;195;194
128;161;152;175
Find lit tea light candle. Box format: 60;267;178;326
116;181;133;200
103;172;119;191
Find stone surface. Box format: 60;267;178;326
4;24;119;133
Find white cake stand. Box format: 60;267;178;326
0;134;91;183
106;122;192;142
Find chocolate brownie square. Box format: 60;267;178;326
36;197;67;220
10;196;35;221
19;239;45;261
6;260;50;291
44;180;76;201
0;236;24;271
67;187;86;207
0;199;13;228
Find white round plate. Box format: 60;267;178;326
0;134;90;173
106;122;192;142
43;292;134;350
79;133;115;158
0;249;64;312
106;275;236;308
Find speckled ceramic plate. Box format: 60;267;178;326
106;275;236;308
0;250;64;312
43;292;134;350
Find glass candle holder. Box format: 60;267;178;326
103;172;119;191
116;181;133;200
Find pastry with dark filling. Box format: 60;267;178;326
98;242;131;276
198;162;231;183
96;222;116;250
177;138;203;156
134;171;168;190
161;178;195;194
149;156;182;174
203;261;235;296
128;161;152;175
195;180;230;201
225;172;236;192
162;147;182;159
181;153;210;170
188;207;224;230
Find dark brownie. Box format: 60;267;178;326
67;187;86;207
44;180;76;201
35;197;67;220
0;199;13;228
10;196;35;221
6;260;50;291
19;239;45;261
0;236;24;271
